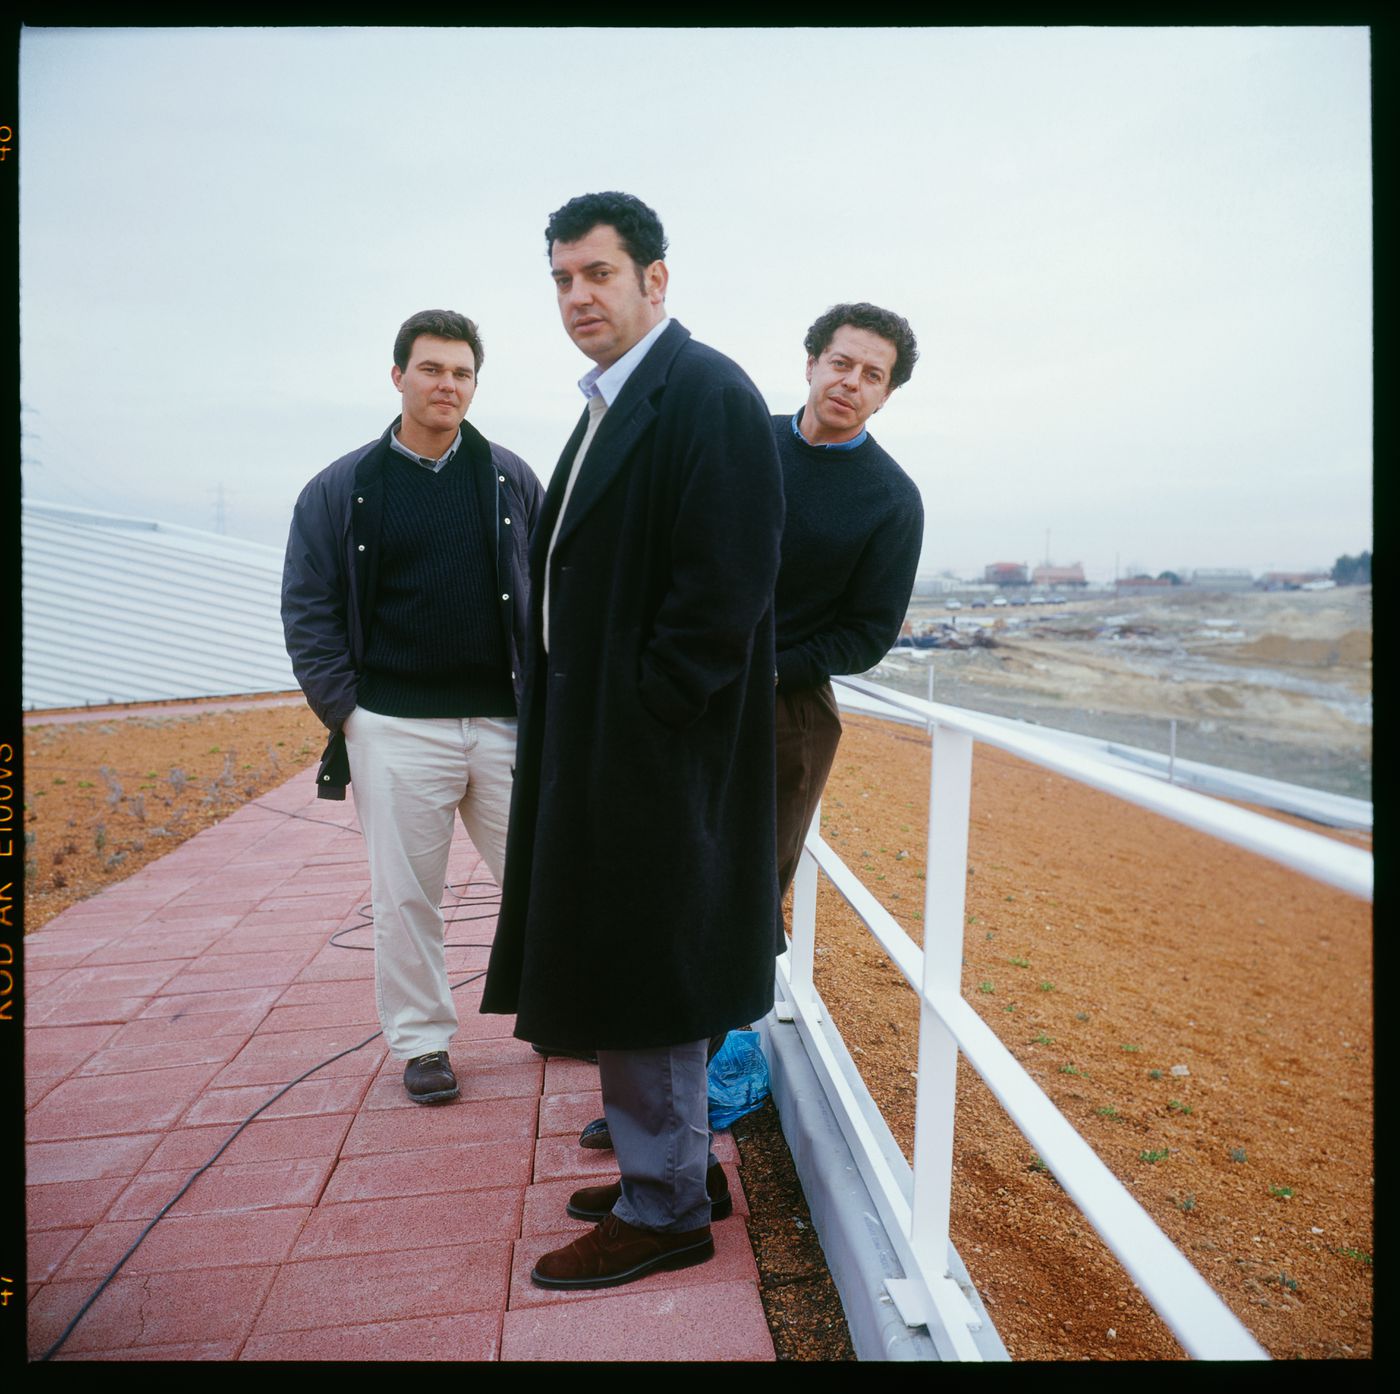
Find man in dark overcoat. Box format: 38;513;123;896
481;192;784;1289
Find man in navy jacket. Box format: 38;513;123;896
282;309;542;1104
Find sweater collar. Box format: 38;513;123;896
790;408;869;452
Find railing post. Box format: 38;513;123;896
785;796;820;1018
910;725;973;1287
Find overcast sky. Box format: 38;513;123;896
19;26;1371;582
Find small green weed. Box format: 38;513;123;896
985;931;996;940
77;780;94;789
1168;1100;1193;1115
1033;1032;1053;1045
1009;956;1029;968
1139;1148;1169;1164
1096;1105;1119;1119
1075;1012;1089;1022
1038;982;1055;993
1120;1044;1141;1053
1230;1147;1248;1164
1269;1185;1294;1200
1148;1069;1162;1081
1334;1248;1371;1266
1029;1154;1047;1173
1275;1273;1299;1292
1059;1063;1084;1076
978;981;995;994
52;777;66;786
1179;1194;1197;1213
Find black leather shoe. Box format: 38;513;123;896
403;1050;458;1104
578;1116;612;1150
532;1043;598;1065
566;1160;732;1223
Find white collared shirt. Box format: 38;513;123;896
389;425;462;472
577;315;671;408
543;316;671;653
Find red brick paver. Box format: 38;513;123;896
24;766;776;1362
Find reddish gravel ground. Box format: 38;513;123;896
812;714;1372;1360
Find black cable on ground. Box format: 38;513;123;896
38;809;501;1361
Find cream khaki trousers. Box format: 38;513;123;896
343;706;515;1060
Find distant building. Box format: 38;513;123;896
911;573;962;596
1191;568;1253;591
1259;571;1330;590
984;562;1028;586
1115;576;1174;592
1031;563;1086;588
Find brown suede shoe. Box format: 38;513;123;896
531;1212;714;1289
566;1161;732;1223
402;1050;458;1104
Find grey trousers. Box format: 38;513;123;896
596;1038;718;1232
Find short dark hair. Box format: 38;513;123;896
393;310;484;375
545;192;669;285
804;303;918;392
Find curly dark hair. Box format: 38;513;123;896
545;192;669;287
803;303;918;391
393;310;485;375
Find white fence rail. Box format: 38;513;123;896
778;677;1372;1361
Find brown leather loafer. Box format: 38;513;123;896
531;1212;714;1289
403;1050;458;1104
566;1160;732;1223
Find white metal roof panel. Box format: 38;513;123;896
21;500;300;709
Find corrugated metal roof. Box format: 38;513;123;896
21;500;299;709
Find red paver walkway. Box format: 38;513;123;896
24;767;774;1362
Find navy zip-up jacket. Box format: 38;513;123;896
281;416;543;798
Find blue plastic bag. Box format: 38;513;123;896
706;1030;771;1131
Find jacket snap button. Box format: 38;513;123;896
501;593;510;601
357;544;365;552
356;496;364;503
498;474;505;482
322;774;330;781
503;517;511;525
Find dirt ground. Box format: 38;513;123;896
886;586;1372;799
21;696;1373;1361
22;699;328;930
812;715;1372;1360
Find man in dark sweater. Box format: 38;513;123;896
282;310;543;1104
575;304;923;1156
774;302;924;898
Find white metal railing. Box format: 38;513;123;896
777;677;1372;1362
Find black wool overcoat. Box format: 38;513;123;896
480;321;786;1050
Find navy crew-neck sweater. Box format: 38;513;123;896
772;413;925;692
358;451;515;718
